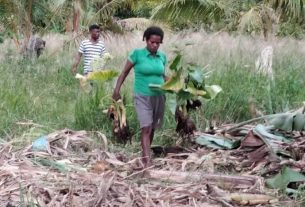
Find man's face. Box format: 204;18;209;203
146;35;161;54
90;28;100;40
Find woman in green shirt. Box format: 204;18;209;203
113;26;167;167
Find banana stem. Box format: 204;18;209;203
182;104;188;117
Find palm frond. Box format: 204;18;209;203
268;0;305;21
90;0;125;23
151;0;225;25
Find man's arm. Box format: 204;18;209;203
71;52;82;75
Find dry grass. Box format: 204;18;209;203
1;125;302;207
1;30;305;206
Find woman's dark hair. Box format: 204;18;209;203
89;24;100;31
143;26;164;43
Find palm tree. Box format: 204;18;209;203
150;0;305;38
151;0;226;29
267;0;305;22
0;0;127;47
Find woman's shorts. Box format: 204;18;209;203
134;94;166;129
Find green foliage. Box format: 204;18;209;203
0;0;127;39
266;166;305;191
267;112;305;131
150;0;305;38
195;134;240;149
277;22;305;39
0;52;78;137
151;0;226;30
151;48;222;113
115;0;161;18
74;86;111;131
1;32;305;145
87;70;119;81
269;0;305;22
2;0;305;38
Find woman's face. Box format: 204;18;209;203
146;35;162;54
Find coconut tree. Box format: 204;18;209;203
151;0;226;29
151;0;305;38
267;0;305;21
0;0;127;48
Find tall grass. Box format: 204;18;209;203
0;31;304;143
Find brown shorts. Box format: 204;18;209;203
134;94;166;129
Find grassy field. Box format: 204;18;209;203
0;31;305;145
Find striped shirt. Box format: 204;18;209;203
78;39;106;74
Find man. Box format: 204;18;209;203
71;24;106;75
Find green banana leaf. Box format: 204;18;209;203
161;71;184;93
253;124;291;143
87;70;119;81
266;166;305;191
188;67;205;85
268;113;294;131
167;97;177;115
195;134;241;149
169;53;182;71
293;113;305;131
32;158;68;173
267;112;305;131
184;82;206;96
202;85;223;99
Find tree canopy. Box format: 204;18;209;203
0;0;305;39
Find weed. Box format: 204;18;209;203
0;32;304;146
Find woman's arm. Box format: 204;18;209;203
112;60;134;101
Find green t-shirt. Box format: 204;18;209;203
128;48;167;96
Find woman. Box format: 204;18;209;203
112;26;167;167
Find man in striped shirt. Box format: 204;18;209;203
71;24;106;75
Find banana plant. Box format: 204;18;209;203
76;53;131;143
150;48;222;137
104;99;132;144
75;52;118;92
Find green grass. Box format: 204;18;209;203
0;32;305;145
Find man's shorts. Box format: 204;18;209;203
134;94;166;129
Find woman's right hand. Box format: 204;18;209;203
112;90;121;101
112;60;134;102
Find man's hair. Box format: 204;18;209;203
89;24;100;31
143;26;164;43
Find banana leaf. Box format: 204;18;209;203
167;97;177;115
268;112;305;131
266;166;305;191
161;70;184;93
195;134;241;149
268;113;294;131
202;85;222;99
293;113;305;131
32;158;68;173
87;70;119;81
169;53;182;71
253;124;291;143
188;67;205;85
184;82;206;96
